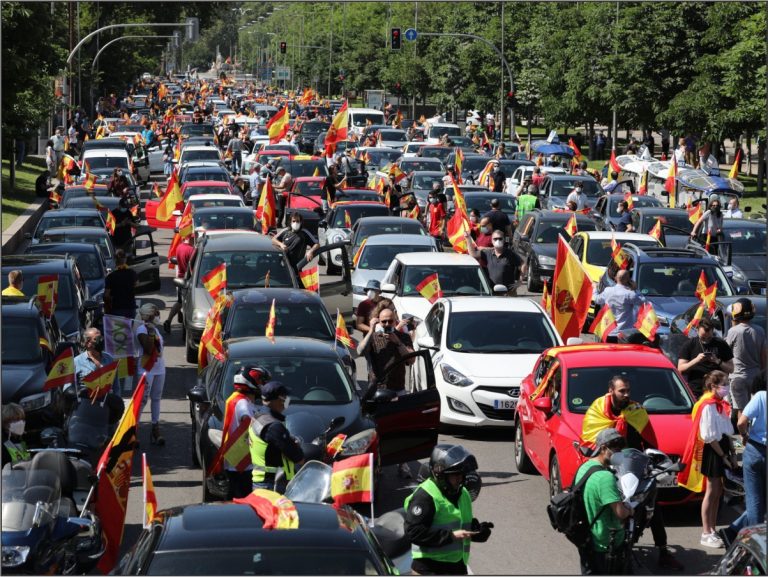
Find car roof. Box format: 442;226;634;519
41;226;109;236
626;245;716;262
2;255;74;273
225;336;342;359
1;296;44;318
231;287;322;305
722;218;765;228
409;170;445;177
364;234;434;246
575;231;659;243
350;108;385;114
156;502;368;551
82;148;129;158
444;296;543;313
25;242;101;255
545;173;597;181
194;206;252;215
536;210;595;222
356;216;422;225
203;232;276;251
182;181;233;189
395;252;479;266
632;207;686;215
40;208;102;217
544;343;673;369
188;194;239;202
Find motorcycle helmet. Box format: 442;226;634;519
429;444;478;497
233;366;271;393
730;297;755;322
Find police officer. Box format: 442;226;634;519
249;381;305;492
515;184;540;223
404;445;493;575
217;366;270;499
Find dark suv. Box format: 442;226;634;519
296;120;330;154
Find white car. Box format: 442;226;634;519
175;193;246;231
424;122;462;145
412;297;562;427
351;234;440;312
509;164;567;193
380;252;496;321
177;144;222;168
376;129;409;151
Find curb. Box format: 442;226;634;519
2;198;47;255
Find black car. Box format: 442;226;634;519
444;152;490;182
512;209;597;292
1;296;69;435
179;162;234;188
296;120;330;154
591;192;664;231
1;254;97;342
538;173;602;211
189;336;439;501
447;191;516;224
179;122;216;139
54;186;110;210
28;208;106;245
630;207;693;249
115;501;399;575
25;242;108;300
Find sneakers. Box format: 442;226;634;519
658;547;684;571
150;424;166;446
700;532;725;549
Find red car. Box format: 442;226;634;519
287;176;326;210
145;180;235;229
514;343;696;502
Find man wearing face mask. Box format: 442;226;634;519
474;216;494;248
465;230;523;295
615;200;634;232
566;182;587;211
272;212;320;277
427;190;446;241
355;280;383;333
691;198;724;254
248;381;305;492
74;328;120;396
678;317;734;398
2;403;30;467
110;196;137;251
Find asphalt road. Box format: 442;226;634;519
100;175;741;575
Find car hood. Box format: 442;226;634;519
443;351;540;379
351;269;385;290
732;254;766;280
532;243;557;260
645;297;702;327
285;402;370;440
1;362;48;401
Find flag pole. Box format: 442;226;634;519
333;308;340;351
142;453;147;529
369;452;375;527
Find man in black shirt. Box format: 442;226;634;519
482;198;513;237
465;230;522;295
271;212;319;276
677;317;734;397
103;250;137;319
491;164;506;193
109;196;137;251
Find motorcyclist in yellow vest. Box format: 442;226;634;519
2;403;30;467
248;381;304;492
404;444;493;575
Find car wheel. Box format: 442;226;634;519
527;259;543;293
185;332;198;364
514;421;537;474
191;419;200;468
549;455;562;499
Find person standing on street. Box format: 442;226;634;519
515;184;540;224
272;212;319;277
163;235;195;335
725;298;767;422
404;444;492;576
428;190;446;242
482;198;513;238
677;317;734;398
593;270;645;341
51;126;66;167
226;130;243;174
45;139;56;186
248;381;305;492
136;303;167;446
104;250;137;320
355;280;383;334
466;230;522;295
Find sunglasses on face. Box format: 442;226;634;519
379;319;394;325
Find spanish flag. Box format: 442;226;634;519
581;393;655;449
679;392;730;493
83;172;98;191
312;166;320;177
609;149;621;175
700;281;717;314
344;210;352;229
610;235;629;270
551;235;593;341
152;182;163;198
256;178;277;232
198;300;226;372
265;298;277;343
82;361;118;400
564;213;577;237
352;238;368;268
234;489;300;530
117;356;137;379
705;230;711;252
637;170;648;195
105;211;117;235
331;453;373;506
683;303;706;336
623;190;634;210
634;302;660;341
728;149;742;180
540;280;551;315
688;202;703;225
416;273;443;304
648;219;662;241
407;205;420;220
43;347;75;391
589;304;617;342
142;454;159;529
202;263;227;299
36;274;58;318
694;270;708;300
324;100;349;157
266;105;290;144
156;170;182;222
335;309;355;350
299;265;319;292
326;433;347;459
664;156;677;207
49;189;62;205
568;138;584;163
454;147;464;184
446;207;470;255
208;392;252;475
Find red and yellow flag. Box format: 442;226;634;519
256;178;277;232
156;170;182;222
105;211;117;235
704;230;711;252
568;138;584;163
664;156;678;207
202;263;227;299
610;235;630;270
234;489;300;530
648;219;662;241
454;147;465;184
540;280;551;315
695;270;708;300
446;175;470;254
623;190;634;210
551;235;594;341
589;304;617;343
36;274;58;318
198;296;228;372
564;213;577;237
683;303;706;336
352;238;368;268
43;347;75;391
324;101;349;157
344;210;352;229
117;356;136;379
208;391;252;475
299;265;319;292
143;454;158;529
326;434;347;459
331;453;373;506
416;273;443;304
335;309;355;350
581;392;654;449
609;149;621;175
267;105;290;144
688;202;703;225
83;172;98;191
637;170;648;195
49;189;62;205
728;149;742;180
152;182;163;198
634;302;660;341
679;392;730;493
265;298;277;343
82;361;118;400
700;281;717;314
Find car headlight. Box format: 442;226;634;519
193;309;208;323
20;391;52;412
330;233;346;243
352;285;366;295
538;255;556;267
342;429;377;456
2;546;30;568
440;363;474;387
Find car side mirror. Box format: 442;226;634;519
380;282;396;295
416;335;437;350
533;396;553;413
373;388;397;403
187;386;209;404
493;284;508;295
173;277;186;289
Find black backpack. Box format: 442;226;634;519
547;463;607;548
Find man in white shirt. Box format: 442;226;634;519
724;198;743;219
566;182;587;211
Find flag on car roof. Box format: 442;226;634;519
265;298;277;343
299;265;319;292
267;105;290;144
156;170;182;222
43;347;75;391
648;219;662;241
664;155;678;207
589;304;617;343
335;309;355;350
416;273;443;304
728;149;742;180
82;361;118;401
352;238;368;268
331;453;373;506
143;454;158;529
36;274;58;318
202;263;227;299
234;489;300;530
634;302;660;341
551;235;593;341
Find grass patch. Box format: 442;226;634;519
1;160;44;231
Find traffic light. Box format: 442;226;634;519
391;28;401;50
280;41;287;54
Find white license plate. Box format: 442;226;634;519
493;399;517;410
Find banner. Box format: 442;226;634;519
103;314;139;358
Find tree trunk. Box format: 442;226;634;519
746;135;752;175
757;140;765;197
9;142;16;191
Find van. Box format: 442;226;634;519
424;122;462;145
348;108;386;136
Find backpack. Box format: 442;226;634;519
547;463;607;548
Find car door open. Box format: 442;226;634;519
129;225;161;293
297;241;352;297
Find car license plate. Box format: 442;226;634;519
494;399;517;410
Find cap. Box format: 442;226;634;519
365;279;381;291
592;428;624;455
261;381;291;401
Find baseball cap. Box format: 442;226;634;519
591;428;625;456
261;381;291;401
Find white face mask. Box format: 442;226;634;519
290;222;301;232
367;290;378;300
8;420;25;436
493;239;504;248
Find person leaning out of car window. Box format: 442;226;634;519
2;403;30;467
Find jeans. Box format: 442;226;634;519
729;441;766;532
139;371;165;424
231;150;242;174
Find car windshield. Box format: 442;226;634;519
181;124;214;137
639;213;693;235
63;188;109;200
184;171;229;184
225;301;333;341
567;367;693;414
223;357;354;404
190;198;241;211
197;251;292;289
301;122;330;135
292;161;328;178
420;148;452;161
411;174;444;190
723;227;766;255
182;150;221;163
637;263;734;297
42;234;113;261
465;195;516;215
351;113;385;127
193;212;254;232
35;215;104;240
447;311;559;353
586;239;659;265
1;318;43;363
358;244;435;270
82;156;129;171
460;157;490;173
330;205;389;228
294;180;324;195
550;179;601;197
147;548;380;576
379;130;407;142
355;223;425;246
429;125;461;138
402;265;490;296
335;191;381;203
401;159;443;172
366;150;403;168
184;187;232;201
609;195;661;217
535;220;595;244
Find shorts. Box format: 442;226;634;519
701;436;731;478
729;375;754;410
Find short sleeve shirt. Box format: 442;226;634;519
678;337;733;384
616;212;632;232
482;209;510;232
105;268;137;311
574;461;624;552
743;391;766;445
725;323;766;379
480;248;521;287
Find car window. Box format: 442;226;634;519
401;265;490;297
190;198;241;211
723;227;766;255
356;222;425;244
357;244;436;271
567;366;692;414
636;263;733;297
519;214;535;238
411;174;445;190
534;220;595;244
3;273;74;308
424;304;444;340
193;212;254;232
196;251;292;289
447;311;558;354
609;196;661;217
82;156;130;171
71;252;103;280
586;239;659;265
225;301;333;341
35;215;104;239
639;213;693;235
1;317;43;363
330;205;389;228
550;179;601;197
465;195;516;214
42;234;113;261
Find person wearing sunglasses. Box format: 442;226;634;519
465;229;523;296
678;317;734;398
